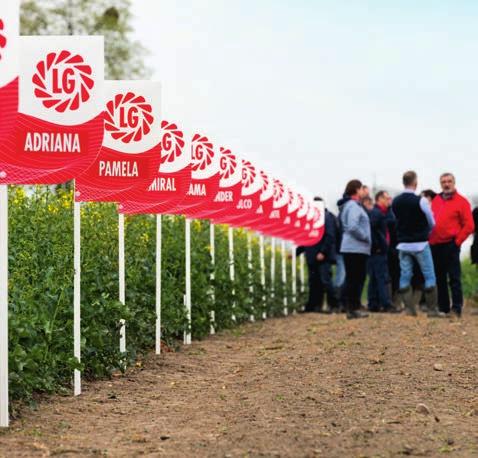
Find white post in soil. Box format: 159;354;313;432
228;227;236;321
281;240;288;316
209;223;216;335
0;185;9;427
300;254;305;294
118;213;126;354
259;235;266;320
184;218;192;345
155;214;162;355
270;238;276;301
73;194;81;396
291;245;297;312
247;232;255;322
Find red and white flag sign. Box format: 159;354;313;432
195;146;243;220
76;80;162;202
171;133;220;216
0;36;104;185
214;159;263;225
242;170;274;230
120;119;192;214
0;0;19;145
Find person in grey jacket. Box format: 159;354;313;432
338;179;372;319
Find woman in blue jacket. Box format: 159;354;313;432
338;180;372;319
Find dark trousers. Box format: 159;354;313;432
343;253;368;312
367;254;391;311
388;248;400;297
431;241;463;313
307;262;337;311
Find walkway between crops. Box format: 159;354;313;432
1;312;478;457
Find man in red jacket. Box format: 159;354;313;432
430;173;475;317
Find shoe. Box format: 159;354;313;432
399;287;417;316
347;310;369;319
451;307;462;319
427;309;447;318
383;305;401;314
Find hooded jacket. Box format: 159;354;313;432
338;197;371;255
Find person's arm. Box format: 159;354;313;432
344;204;370;242
420;197;435;230
385;207;396;225
317;213;334;257
456;199;475;246
369;209;382;231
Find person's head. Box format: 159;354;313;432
375;190;391;208
439;173;456;194
344;179;365;199
421;189;437;203
402;171;418;190
362;196;373;211
314;196;326;209
362;185;370;198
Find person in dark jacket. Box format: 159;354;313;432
367;191;399;313
297;198;339;312
391;171;442;317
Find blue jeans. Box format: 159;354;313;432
398;244;436;290
367;254;391;310
334;254;346;288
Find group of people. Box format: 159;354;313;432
298;171;477;320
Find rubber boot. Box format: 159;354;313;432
412;289;422;310
399;286;417;316
425;287;446;318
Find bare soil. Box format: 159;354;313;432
0;311;477;457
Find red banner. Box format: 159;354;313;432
0;36;104;185
76;81;162;203
0;1;19;150
119;120;191;214
192;146;243;220
212;159;263;226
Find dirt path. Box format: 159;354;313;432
0;312;477;457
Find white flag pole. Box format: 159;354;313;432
247;232;254;322
155;214;162;355
184;218;192;345
118;213;126;354
270;237;276;301
73;185;81;396
0;185;9;427
291;245;297;313
281;240;288;316
228;227;236;321
300;254;305;294
209;223;215;335
259;234;266;320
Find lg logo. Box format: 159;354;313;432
104;92;154;143
191;134;214;172
160;121;185;164
219;148;237;180
32;50;94;112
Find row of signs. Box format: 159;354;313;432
0;2;324;245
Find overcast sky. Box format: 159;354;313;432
131;0;478;206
